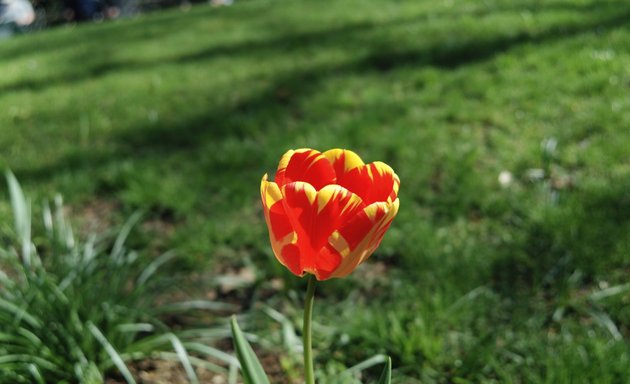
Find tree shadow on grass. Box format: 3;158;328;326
11;3;630;187
2;1;629;94
0;13;419;93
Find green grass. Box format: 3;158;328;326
1;0;629;382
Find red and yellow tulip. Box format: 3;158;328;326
261;148;400;280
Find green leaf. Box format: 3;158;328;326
376;357;391;384
6;170;33;267
166;333;199;384
230;316;270;384
28;363;45;384
87;322;136;384
78;362;103;384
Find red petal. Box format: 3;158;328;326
261;175;299;275
275;149;336;190
327;199;400;278
314;246;342;280
323;149;400;204
280;243;305;277
281;182;364;278
261;176;292;241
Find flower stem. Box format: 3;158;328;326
303;274;317;384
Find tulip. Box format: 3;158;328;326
260;148;400;281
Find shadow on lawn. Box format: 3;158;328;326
2;1;630;94
12;2;630;181
0;0;623;65
0;15;396;93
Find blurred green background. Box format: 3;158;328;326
1;0;629;382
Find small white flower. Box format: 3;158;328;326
498;170;513;187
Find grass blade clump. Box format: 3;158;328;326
0;172;230;382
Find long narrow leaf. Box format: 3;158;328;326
87;322;136;384
116;323;155;334
110;212;142;260
167;333;199;384
6;171;33;267
0;355;61;372
160;300;238;313
339;354;387;379
586;309;623;341
230;316;270;384
136;250;177;285
263;306;301;354
76;362;103;384
27;364;45;384
376;357;392;384
0;298;41;328
229;362;239;384
124;333;173;353
589;283;630;301
7;171;26;239
53;194;75;249
184;342;240;366
42;199;53;235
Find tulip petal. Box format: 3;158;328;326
322;148;365;176
275;149;336;191
260;175;300;275
323;149;400;205
279;243;305;277
281;182;365;279
327;198;400;279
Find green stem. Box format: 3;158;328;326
303;274;317;384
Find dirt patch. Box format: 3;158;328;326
104;348;296;384
105;358;233;384
72;198;119;235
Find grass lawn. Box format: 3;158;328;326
1;0;629;382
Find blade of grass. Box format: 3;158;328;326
589;283;630;301
167;333;199;384
136;250;177;285
110;212;142;261
339;354;388;379
6;171;33;267
183;342;240;366
0;298;41;328
0;355;62;372
263;306;301;354
116;323;155;333
376;357;392;384
27;364;45;384
87;322;136;384
586;309;623;341
230;316;270;384
160;300;238;313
